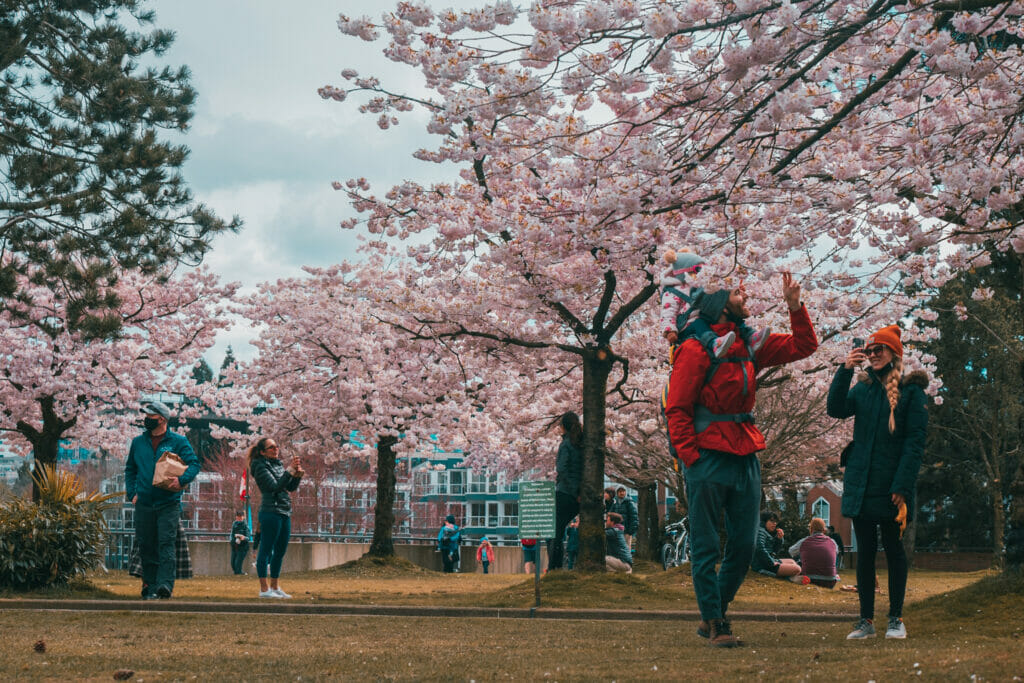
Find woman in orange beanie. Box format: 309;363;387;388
826;324;928;641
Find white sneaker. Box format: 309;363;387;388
711;331;736;358
272;589;292;599
885;617;907;639
258;590;280;598
847;618;876;639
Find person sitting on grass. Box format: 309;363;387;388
751;511;801;579
787;517;840;588
605;512;633;574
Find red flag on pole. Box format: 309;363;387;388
239;468;248;501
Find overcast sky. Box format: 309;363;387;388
155;1;475;365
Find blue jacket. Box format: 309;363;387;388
751;525;784;573
437;524;461;551
124;429;200;508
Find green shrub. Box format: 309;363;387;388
0;465;121;590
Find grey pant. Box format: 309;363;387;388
684;450;761;621
134;502;179;592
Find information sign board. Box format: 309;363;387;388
518;481;556;539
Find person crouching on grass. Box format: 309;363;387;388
827;325;928;640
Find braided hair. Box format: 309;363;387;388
883;357;903;433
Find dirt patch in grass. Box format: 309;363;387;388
476;569;691;609
305;553;432;578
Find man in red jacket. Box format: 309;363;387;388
665;272;818;647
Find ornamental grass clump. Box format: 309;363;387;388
0;465;121;590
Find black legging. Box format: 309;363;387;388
852;517;908;619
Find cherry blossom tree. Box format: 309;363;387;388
0;260;237;496
217;261;477;557
317;0;1014;567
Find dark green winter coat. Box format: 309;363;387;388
826;365;929;522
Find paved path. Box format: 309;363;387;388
0;599;858;622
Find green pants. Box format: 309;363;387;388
684;449;761;621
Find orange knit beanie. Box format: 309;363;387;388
866;325;903;357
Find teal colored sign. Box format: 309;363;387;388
518;481;556;539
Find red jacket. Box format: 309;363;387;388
665;305;818;466
476;542;493;562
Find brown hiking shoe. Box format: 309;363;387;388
708;619;739;648
697;620;710;638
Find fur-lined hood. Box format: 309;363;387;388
858;368;929;387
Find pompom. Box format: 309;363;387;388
663;249;677;264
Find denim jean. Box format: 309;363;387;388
684;449;761;621
256;511;291;579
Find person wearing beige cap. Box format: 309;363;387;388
124;400;199;600
828;325;929;640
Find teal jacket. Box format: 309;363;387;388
124;429;200;508
826;366;929;521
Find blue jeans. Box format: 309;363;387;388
684;449;761;621
256;511;291;579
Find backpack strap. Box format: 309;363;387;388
662;285;696;306
703;346;757;397
693;405;756;434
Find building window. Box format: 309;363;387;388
811;497;829;522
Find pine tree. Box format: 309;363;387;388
920;249;1024;568
0;1;240;316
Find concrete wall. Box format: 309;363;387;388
189;541;547;576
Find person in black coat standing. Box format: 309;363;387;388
249;437;304;598
229;510;250;575
612;487;639;549
547;411;584;571
828;325;928;640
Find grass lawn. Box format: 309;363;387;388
1;564;1022;680
2;571;1023;681
7;557;993;613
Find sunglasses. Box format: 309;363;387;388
864;345;888;357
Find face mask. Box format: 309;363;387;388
144;417;162;432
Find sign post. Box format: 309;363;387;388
518;480;556;608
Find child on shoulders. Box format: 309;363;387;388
660;248;769;358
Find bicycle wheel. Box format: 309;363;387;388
660;543;676;570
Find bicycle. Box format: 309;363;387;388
660;517;690;570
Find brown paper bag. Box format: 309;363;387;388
153;451;187;490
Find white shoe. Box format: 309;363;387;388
711;331;736;358
258;590;280;598
885;617;907;639
272;589;292;599
847;618;876;639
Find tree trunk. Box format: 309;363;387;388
576;348;613;572
992;484;1006;570
1005;459;1024;570
367;434;398;557
635;482;660;561
19;395;76;501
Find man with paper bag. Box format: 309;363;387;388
124;400;199;599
